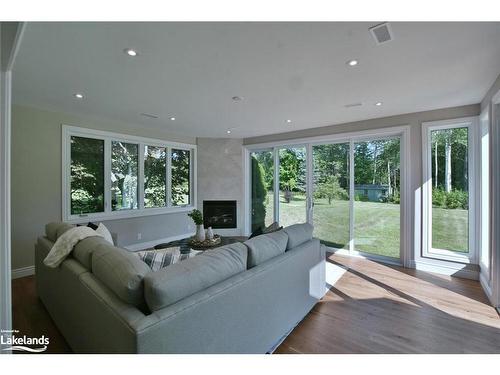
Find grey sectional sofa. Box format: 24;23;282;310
35;222;325;353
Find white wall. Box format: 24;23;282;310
11;104;197;271
196;138;244;236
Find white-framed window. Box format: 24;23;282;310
422;117;478;264
62;125;197;223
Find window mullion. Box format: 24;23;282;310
138;143;145;210
104;138;111;214
166;147;172;207
349;139;354;254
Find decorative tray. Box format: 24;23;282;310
187;234;221;248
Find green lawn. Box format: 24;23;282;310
264;192;469;258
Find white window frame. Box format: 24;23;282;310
479;107;491;282
421;117;478;264
62;125;197;223
244;124;411;267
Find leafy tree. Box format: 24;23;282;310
111;141;138;210
171;149;191;205
251;156;267;231
253;151;274;191
431;128;468;192
70;137;105;214
314;175;348;204
144;146;167;208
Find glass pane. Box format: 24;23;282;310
279;147;306;227
111;141;139;211
144;145;166;208
430;127;469;252
70;136;105;215
312;143;350;249
250;150;274;232
171;149;191;206
354;138;400;258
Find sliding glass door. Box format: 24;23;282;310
248;131;404;263
312;143;350;249
353;138;401;258
278;146;307;227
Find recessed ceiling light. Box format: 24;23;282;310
375;102;383;106
226;130;231;134
346;59;358;67
170;117;176;121
286;119;292;124
232;96;243;101
73;93;84;99
124;48;138;57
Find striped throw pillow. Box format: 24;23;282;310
136;247;201;271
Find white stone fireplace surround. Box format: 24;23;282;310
196;138;244;237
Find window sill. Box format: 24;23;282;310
65;205;196;224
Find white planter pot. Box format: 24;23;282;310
195;224;206;241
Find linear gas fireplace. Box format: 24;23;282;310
203;200;237;229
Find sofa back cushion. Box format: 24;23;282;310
283;223;314;250
73;236;112;270
92;244;151;308
45;222;74;242
244;230;288;268
144;243;248;312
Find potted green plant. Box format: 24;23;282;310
188;209;205;241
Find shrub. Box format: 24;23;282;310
354;193;369;202
432;188;447;208
446;189;468;209
389;191;400;204
432;188;468;209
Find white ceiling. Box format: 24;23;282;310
13;22;500;138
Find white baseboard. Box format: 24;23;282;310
123;232;195;251
11;265;35;279
410;259;479;280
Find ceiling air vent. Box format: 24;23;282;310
140;113;159;119
344;103;363;108
369;22;394;45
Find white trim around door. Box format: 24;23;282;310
491;90;500;307
0;21;25;352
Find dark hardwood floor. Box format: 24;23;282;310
11;275;71;353
12;253;500;354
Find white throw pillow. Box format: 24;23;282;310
96;223;114;245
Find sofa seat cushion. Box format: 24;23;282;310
244;230;288;268
283;223;314;250
73;236;112;270
144;242;248;312
92;244;151;308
